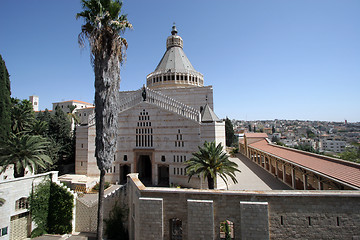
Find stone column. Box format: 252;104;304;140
282;164;286;183
154;163;158;186
318;177;323;190
303;173;308;190
275;159;278;177
291;167;296;189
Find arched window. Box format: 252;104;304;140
170;218;182;240
220;220;234;239
15;197;28;211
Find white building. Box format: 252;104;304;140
0;172;59;240
28;95;39;112
52;100;94;114
75;25;225;188
321;139;346;153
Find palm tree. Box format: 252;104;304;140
0;133;52;178
185;141;240;189
76;1;132;238
11;98;35;134
67;105;80;131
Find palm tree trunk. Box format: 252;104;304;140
14;163;25;178
207;173;215;189
96;169;106;240
94;46;120;240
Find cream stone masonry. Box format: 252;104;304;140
75;25;225;189
0;171;65;240
127;174;360;240
187;199;214;240
240;201;269;239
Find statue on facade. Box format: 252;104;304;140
142;85;147;101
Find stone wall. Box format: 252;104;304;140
127;174;360;240
0;171;59;240
75;185;127;233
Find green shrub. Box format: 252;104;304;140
47;182;73;234
104;201;128;240
29;179;73;237
30;227;47;238
92;181;110;191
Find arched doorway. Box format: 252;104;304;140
137;155;152;184
158;165;169;186
120;165;131;184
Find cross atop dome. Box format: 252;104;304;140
171;23;178;35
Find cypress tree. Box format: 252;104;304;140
0;54;11;140
225;117;236;147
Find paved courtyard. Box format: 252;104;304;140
217;153;291;190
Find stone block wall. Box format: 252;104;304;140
187;199;214;240
75;185;127;233
137;197;163;240
127;174;360;240
240;201;269;239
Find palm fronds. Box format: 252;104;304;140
185;141;240;189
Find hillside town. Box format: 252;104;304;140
233;119;360;157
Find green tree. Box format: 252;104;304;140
29;180;74;237
67;105;80;130
10;98;34;134
225;117;236;147
48;106;73;165
104;201;128;239
35;108;68;169
0;54;11;140
294;143;319;154
306;129;316;139
339;143;360;163
36;108;52;123
0;133;52;178
272;126;276;134
185;141;240;189
77;1;132;238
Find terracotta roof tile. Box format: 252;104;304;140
244;133;268;138
249;140;360;188
53;100;93;105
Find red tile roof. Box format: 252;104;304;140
53;100;93;105
244;133;268;138
249;140;360;188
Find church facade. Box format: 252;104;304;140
75;26;225;188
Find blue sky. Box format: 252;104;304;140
1;0;359;122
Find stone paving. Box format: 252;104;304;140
224;153;291;191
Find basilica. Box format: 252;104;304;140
75;25;225;188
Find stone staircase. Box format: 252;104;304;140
119;87;201;123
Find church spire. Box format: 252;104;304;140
166;24;183;49
171;23;178;35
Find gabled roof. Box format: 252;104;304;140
249;139;360;188
245;133;268;138
201;104;220;122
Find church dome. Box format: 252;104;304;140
147;25;204;89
